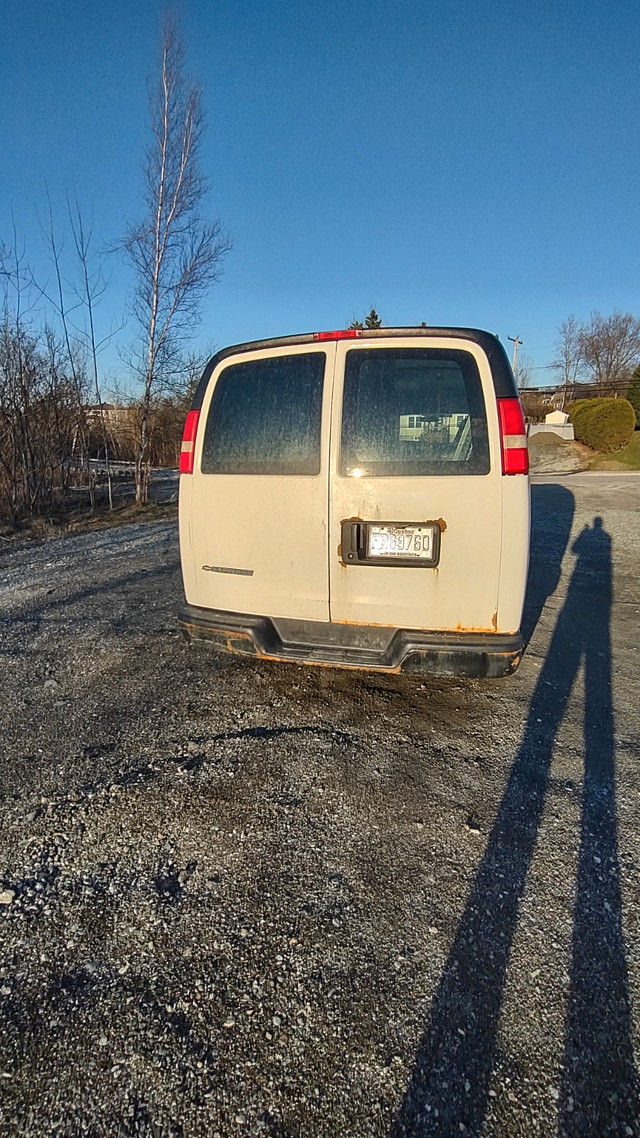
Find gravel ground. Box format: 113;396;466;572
0;474;639;1137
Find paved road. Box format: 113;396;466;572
532;468;640;509
0;474;638;1137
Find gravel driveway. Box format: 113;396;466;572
0;474;639;1137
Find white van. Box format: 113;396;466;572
178;328;529;677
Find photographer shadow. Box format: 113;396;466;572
392;516;638;1136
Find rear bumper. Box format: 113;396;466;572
178;604;523;678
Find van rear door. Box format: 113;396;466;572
184;344;335;622
328;338;503;632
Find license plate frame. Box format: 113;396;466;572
367;522;439;564
340;519;442;568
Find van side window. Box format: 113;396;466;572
201;353;325;475
340;349;490;476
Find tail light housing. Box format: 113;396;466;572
179;409;200;474
497;398;529;475
313;329;363;341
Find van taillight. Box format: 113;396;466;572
497;398;529;475
312;329;364;341
180;409;200;474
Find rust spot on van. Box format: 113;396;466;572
184;624;258;658
224;631;257;656
454;623;499;634
492;609;498;631
435;518;447;532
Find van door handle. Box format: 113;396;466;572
340;519;362;562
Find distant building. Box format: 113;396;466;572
528;409;574;441
84;403;133;433
521;376;631;428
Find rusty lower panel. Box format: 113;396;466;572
179;623;258;658
247;652;405;675
178;604;523;678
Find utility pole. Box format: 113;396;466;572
508;335;523;374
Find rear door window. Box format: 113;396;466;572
201;352;325;475
340;348;490;476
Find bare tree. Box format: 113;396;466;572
579;311;640;391
68;198;115;509
551;315;584;408
514;350;533;391
0;232;43;518
0;314;80;523
124;17;230;504
37;195;123;509
0;227;98;523
38;195;95;507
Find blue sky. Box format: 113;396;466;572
2;0;639;390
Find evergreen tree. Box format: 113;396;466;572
348;307;382;330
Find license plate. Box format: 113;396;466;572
367;524;436;560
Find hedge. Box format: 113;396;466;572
568;397;636;452
628;365;640;427
568;398;606;422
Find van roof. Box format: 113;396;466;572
190;327;518;410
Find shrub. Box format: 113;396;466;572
627;365;640;427
567;398;605;423
572;402;602;444
570;397;635;452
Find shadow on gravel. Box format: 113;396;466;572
176;725;355;774
207;724;355;747
521;483;575;647
393;516;638;1137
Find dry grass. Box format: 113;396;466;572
588;430;640;470
0;498;177;545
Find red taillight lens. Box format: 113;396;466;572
497;398;529;475
179;409;200;474
312;329;364;341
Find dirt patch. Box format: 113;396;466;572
527;433;592;474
